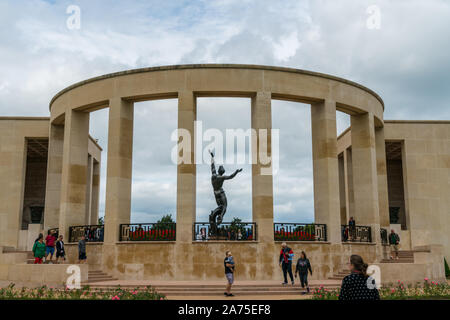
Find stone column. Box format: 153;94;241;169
58;110;90;241
346;148;355;220
376;127;390;230
84;154;93;225
343;149;351;223
43;124;64;231
175;91;196;243
251;92;274;243
90;160;100;225
311;100;340;243
350;112;380;243
338;154;347;225
104;98;134;244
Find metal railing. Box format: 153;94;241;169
69;225;104;243
274;223;327;242
341;225;372;243
380;228;388;245
120;223;176;241
193;222;257;241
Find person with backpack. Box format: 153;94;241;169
348;217;356;241
78;235;87;264
295;251;313;294
339;255;380;300
389;229;400;260
224;250;235;297
279;242;294;285
55;234;66;264
32;234;46;264
44;229;57;264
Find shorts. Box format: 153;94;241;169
34;257;43;264
79;252;87;260
46;246;55;256
56;251;65;258
390;244;399;253
225;273;234;284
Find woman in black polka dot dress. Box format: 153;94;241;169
338;255;380;300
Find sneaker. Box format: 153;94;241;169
223;292;227;296
291;281;295;286
226;293;234;297
282;282;288;285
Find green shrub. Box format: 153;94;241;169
445;258;450;278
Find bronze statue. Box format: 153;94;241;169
208;151;242;236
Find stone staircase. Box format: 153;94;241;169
83;281;341;297
328;269;350;281
85;270;117;283
328;250;415;281
380;250;414;263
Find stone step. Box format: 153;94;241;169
78;289;316;296
160;290;312;296
88;278;118;283
380;260;414;263
81;283;340;289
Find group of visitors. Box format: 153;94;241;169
223;241;385;300
32;230;88;264
32;230;65;264
279;242;313;294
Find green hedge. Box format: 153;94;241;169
445;258;450;279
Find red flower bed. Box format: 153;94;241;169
274;231;315;241
129;229;176;241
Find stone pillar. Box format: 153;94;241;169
84;154;93;225
58;110;90;241
345;148;355;220
343;149;351;223
376;127;390;229
90;160;100;225
104;98;134;244
44;124;64;231
350;112;380;243
338;154;347;225
251;92;274;243
311;100;340;243
175;91;196;243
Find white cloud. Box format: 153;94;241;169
1;0;449;224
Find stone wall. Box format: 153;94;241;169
384;121;450;262
63;241;379;281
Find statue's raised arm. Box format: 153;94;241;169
223;168;243;180
210;150;216;175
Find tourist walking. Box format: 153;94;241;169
279;242;294;285
32;234;46;264
78;235;87;264
339;255;379;300
295;251;313;294
348;217;356;241
56;235;65;264
224;250;235;297
44;229;57;263
389;229;400;260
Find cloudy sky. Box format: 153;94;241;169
1;0;449;224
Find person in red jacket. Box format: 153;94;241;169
279;242;294;285
44;230;57;264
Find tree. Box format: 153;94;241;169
153;214;175;230
229;217;246;240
